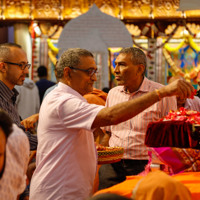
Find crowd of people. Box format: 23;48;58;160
0;43;197;200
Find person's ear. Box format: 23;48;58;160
137;64;145;75
63;67;71;79
0;62;6;72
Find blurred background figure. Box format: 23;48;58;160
15;75;40;120
102;87;110;94
43;61;59;99
36;65;55;104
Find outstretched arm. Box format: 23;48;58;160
92;79;195;129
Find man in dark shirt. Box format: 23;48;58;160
0;43;37;150
36;65;55;104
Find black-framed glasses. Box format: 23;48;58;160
69;66;98;76
4;61;31;70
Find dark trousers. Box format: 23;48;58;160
98;159;148;190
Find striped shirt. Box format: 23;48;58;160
104;77;177;160
184;96;200;112
0;80;37;150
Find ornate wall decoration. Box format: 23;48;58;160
2;0;30;19
154;0;181;18
163;35;200;83
122;0;151;19
39;23;62;39
185;10;200;18
91;0;120;17
62;0;89;19
165;23;200;38
0;0;200;21
32;0;61;19
125;24;141;36
147;38;156;81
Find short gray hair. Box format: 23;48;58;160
119;47;147;75
56;48;94;78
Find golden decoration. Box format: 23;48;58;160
164;39;185;52
188;36;200;52
126;24;141;36
39;23;63;39
163;48;184;77
31;0;61;19
122;0;151;19
154;0;181;18
92;0;120;17
164;35;200;53
165;23;200;39
62;0;89;19
3;0;30;19
0;0;200;21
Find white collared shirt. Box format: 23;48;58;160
30;82;104;200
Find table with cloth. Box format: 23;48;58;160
144;118;200;174
93;109;200;199
94;171;200;199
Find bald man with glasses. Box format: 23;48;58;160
29;48;196;200
0;43;37;151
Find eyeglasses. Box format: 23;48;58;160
4;61;31;70
69;66;98;76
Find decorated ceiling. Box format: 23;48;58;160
0;0;200;22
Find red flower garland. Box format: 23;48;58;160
160;107;200;125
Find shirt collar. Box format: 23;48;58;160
137;77;150;93
120;77;149;94
0;80;19;102
58;82;86;102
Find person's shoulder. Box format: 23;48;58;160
43;84;58;98
8;124;29;143
193;96;200;101
188;96;200;104
14;85;21;92
109;86;122;93
45;85;82;104
145;78;164;89
105;86;122;99
42;79;56;86
6;124;29;156
35;80;41;86
48;80;56;86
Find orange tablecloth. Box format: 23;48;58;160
94;171;200;200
